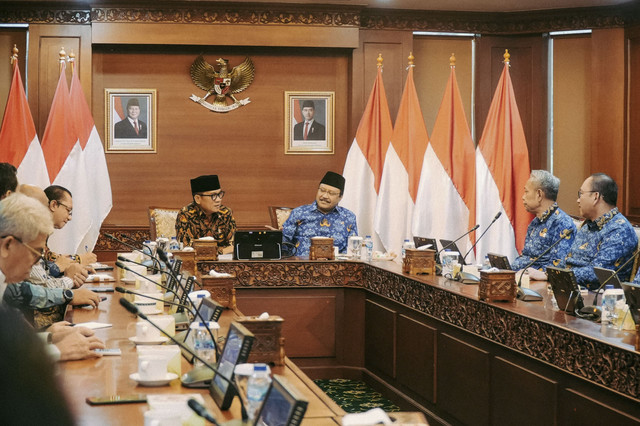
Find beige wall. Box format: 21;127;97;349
552;35;591;217
413;37;474;138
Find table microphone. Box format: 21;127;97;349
104;232;163;271
115;286;218;356
119;298;249;422
515;229;573;301
157;248;205;289
462;212;502;262
188;398;220;425
435;224;479;261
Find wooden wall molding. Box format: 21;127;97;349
1;2;638;33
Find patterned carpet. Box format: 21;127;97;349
314;379;401;413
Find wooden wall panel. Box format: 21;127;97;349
590;28;626;212
491;357;558;426
396;315;435;403
625;26;640;222
351;29;413;140
92;46;351;227
475;35;547;171
552;35;591;217
437;333;490;426
236;290;336;358
364;299;395;378
27;24;91;138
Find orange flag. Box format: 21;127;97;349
342;57;393;249
0;55;49;187
475;53;532;261
375;58;429;258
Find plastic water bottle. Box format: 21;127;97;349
246;364;272;420
169;236;180;252
192;322;215;366
364;235;373;262
401;239;414;259
601;286;625;327
601;285;616;327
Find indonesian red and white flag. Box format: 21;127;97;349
374;64;429;260
475;60;532;261
413;64;476;262
341;65;392;251
41;61;91;255
0;58;49;188
70;63;112;252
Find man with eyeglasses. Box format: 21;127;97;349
176;174;237;253
551;173;637;289
0;193;105;361
282;171;357;257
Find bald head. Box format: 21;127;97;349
18;184;48;206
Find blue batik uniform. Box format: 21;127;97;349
282;202;358;257
558;208;638;290
511;203;576;271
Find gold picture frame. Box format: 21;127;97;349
104;88;157;153
284;91;334;154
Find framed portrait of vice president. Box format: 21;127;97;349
284;91;334;154
105;88;157;153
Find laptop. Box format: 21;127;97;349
488;253;512;270
593;267;623;289
547;266;584;314
414;237;437;252
234;230;282;260
438;239;466;265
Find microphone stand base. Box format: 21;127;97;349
181;365;214;388
517;287;543;302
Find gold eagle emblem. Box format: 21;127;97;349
189;55;255;113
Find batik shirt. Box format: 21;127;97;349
175;202;236;252
558;208;638;290
511;203;576;271
282;202;357;257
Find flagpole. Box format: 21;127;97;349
69;50;76;73
59;47;66;74
10;44;18;65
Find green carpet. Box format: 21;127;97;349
314;379;401;413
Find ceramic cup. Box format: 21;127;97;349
138;354;169;381
136;321;162;342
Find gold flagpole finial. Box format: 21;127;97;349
408;52;415;67
10;44;18;65
503;49;510;64
59;47;67;73
69;49;76;73
449;53;456;67
377;53;383;69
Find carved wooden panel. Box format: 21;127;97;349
560;388;640;425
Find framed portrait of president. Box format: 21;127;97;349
284;91;334;154
104;88;157;153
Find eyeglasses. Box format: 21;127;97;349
57;201;73;216
198;191;225;201
1;235;45;265
318;187;341;197
577;190;597;198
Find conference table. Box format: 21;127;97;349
59;272;346;425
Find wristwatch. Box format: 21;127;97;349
63;289;74;303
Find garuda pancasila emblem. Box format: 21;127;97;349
189;55;255;113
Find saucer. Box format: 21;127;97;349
129;372;178;387
128;336;169;345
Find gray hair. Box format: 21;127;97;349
0;193;54;242
530;170;560;201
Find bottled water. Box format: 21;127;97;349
169;236;180;251
401;239;414;259
364;235;373;262
193;322;215;366
246;364;272;420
